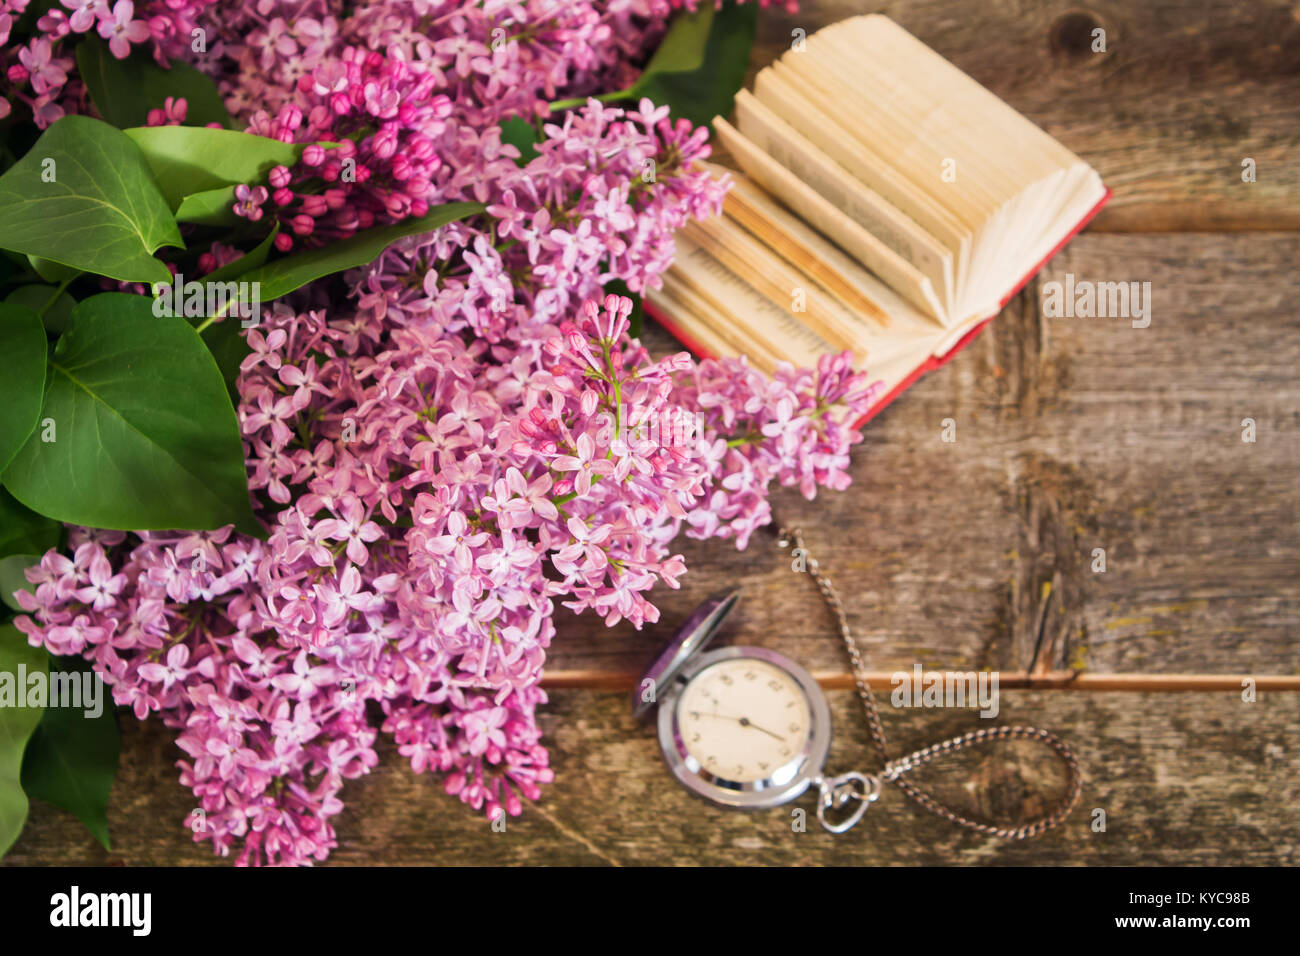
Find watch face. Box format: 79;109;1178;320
659;646;831;809
677;658;811;782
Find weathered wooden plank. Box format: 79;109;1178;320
6;690;1296;865
998;233;1300;676
741;0;1300;231
547;233;1300;679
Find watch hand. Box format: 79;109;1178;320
695;711;787;742
737;716;785;741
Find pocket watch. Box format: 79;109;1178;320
633;588;878;832
633;527;1085;837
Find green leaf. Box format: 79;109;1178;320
203;225;280;286
202;320;250;405
0;116;182;285
21;655;119;851
26;255;79;284
124;126;300;210
175;186;239;226
0;554;38;613
199;228;282;400
4;284;76;334
499;117;540;167
0;303;47;473
603;278;645;339
0;623;47;858
239;201;486;303
77;36;235;130
3;293;260;535
0;490;61;558
636;3;758;129
632;7;716;92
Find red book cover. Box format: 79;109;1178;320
647;187;1112;430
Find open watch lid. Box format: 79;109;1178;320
631;587;741;721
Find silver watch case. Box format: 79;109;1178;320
657;645;832;809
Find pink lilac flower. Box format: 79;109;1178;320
233;184;269;222
98;1;149;59
17;37;66;94
228;48;454;248
553;433;613;497
145;94;186;126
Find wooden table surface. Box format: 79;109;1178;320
8;0;1299;866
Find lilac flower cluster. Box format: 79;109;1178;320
16;294;874;864
235;47;454;250
201;1;702;248
9;0;871;867
190;0;342;118
14;526;373;865
0;0;218;124
196;1;674;129
342;95;721;349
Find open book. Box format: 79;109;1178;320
645;14;1110;426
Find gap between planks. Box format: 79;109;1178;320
1089;207;1300;233
541;670;1300;692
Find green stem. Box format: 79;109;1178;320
194;296;238;335
36;272;78;319
554;471;606;507
549;87;638;113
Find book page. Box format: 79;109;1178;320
717;167;893;328
664;238;835;369
663;220;965;376
648;269;953;410
775;51;1002;226
752;65;973;293
858;16;1082;174
683;217;864;351
715;117;947;323
733;90;954;312
820;20;1050;208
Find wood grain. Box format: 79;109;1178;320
744;0;1300;232
6;690;1296;865
546;232;1300;681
